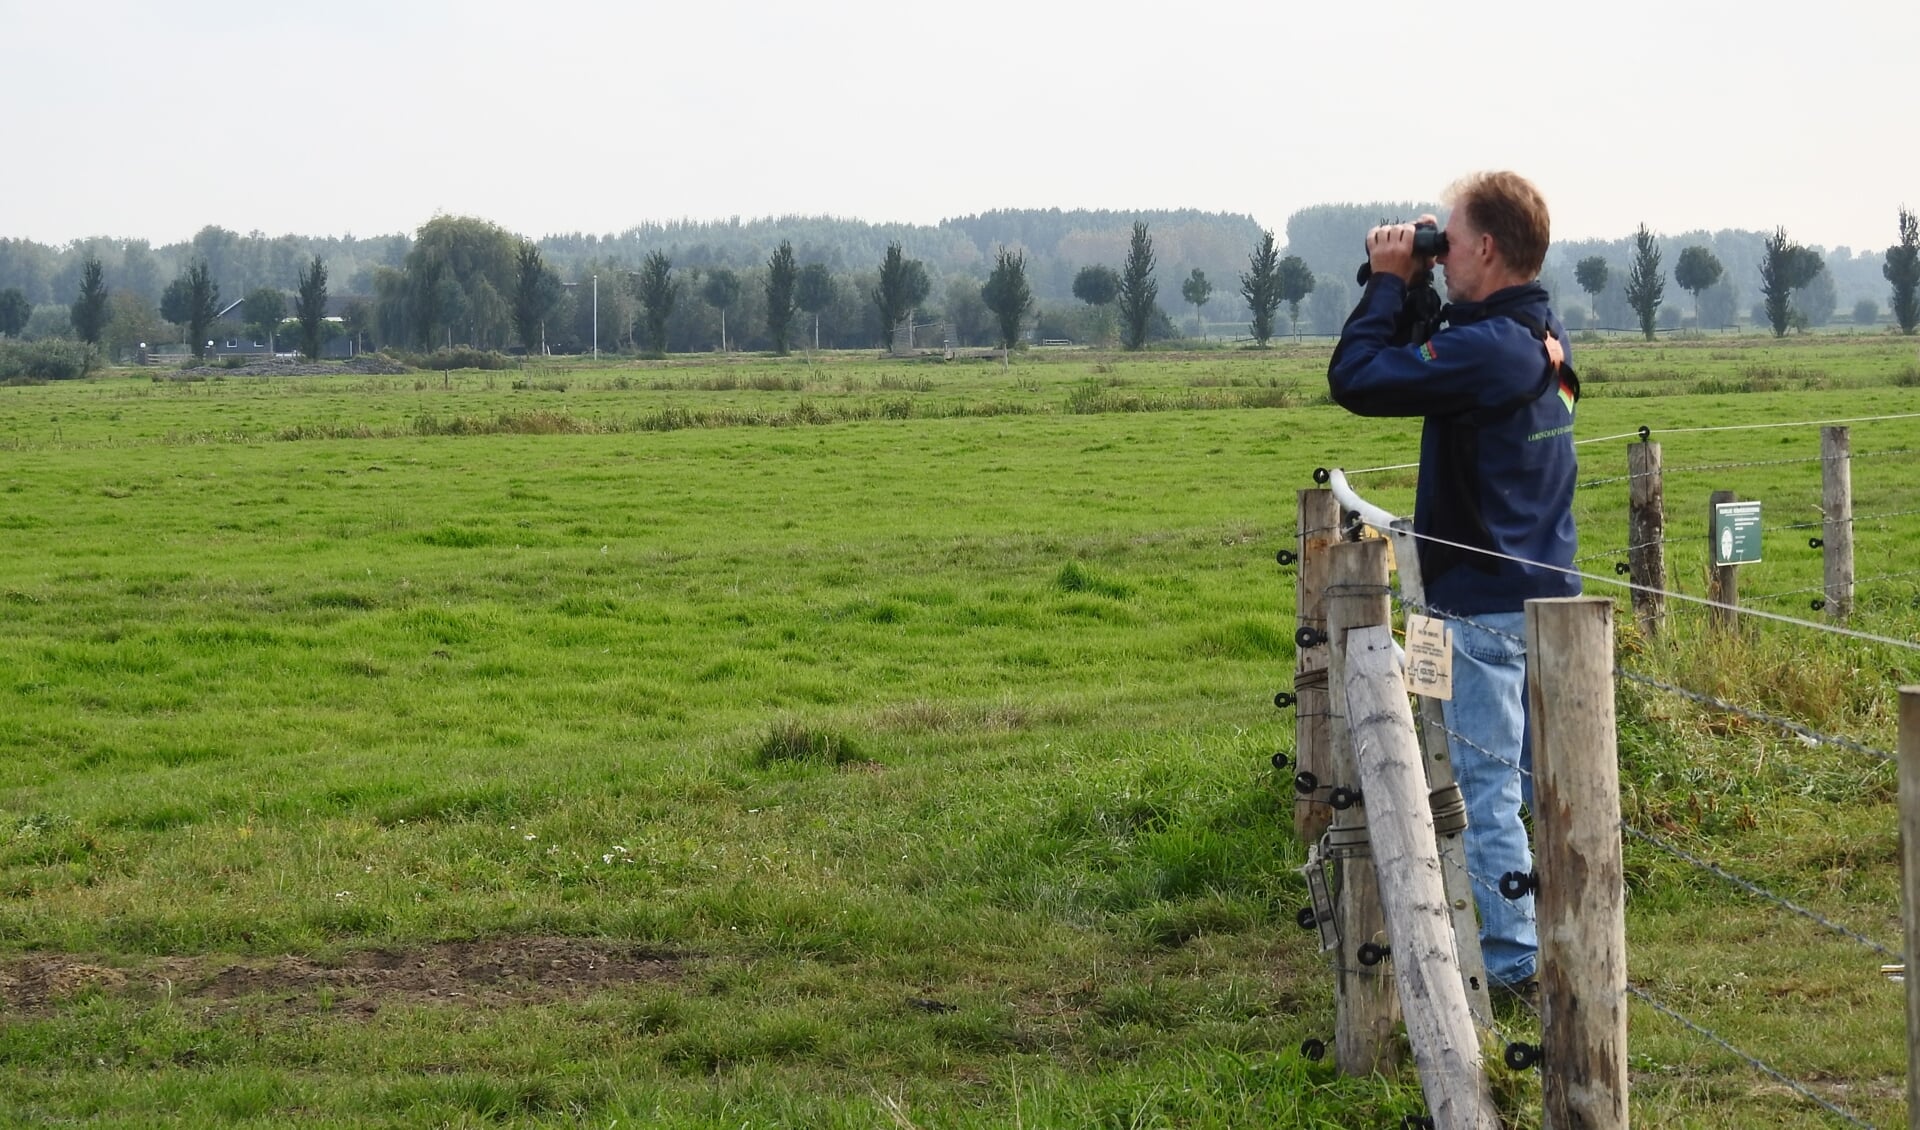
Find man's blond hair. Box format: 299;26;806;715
1445;171;1551;278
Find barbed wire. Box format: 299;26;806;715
1571;533;1711;565
1844;507;1920;527
1743;570;1920;607
1742;583;1841;605
1763;508;1920;534
1575;414;1920;452
1566;508;1920;569
1614;669;1894;763
1603;411;1920;442
1577;449;1919;489
1625;984;1879;1130
1388;593;1898;769
1751;560;1920;598
1621;824;1899;960
1382;525;1920;655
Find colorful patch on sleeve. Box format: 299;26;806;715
1417;342;1438;362
1556;378;1576;416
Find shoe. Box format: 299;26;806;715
1490;978;1539;1012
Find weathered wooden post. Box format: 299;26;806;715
1345;624;1501;1129
1326;539;1401;1075
1821;426;1854;623
1295;489;1341;845
1707;489;1740;635
1526;597;1628;1130
1628;441;1665;637
1381;519;1494;1027
1898;686;1920;1130
1326;467;1492;1023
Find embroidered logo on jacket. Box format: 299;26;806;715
1417;342;1438;362
1557;378;1576;416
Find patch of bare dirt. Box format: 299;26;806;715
1;937;679;1015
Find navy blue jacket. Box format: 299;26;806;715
1327;275;1581;616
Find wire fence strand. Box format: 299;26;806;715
1578;448;1919;489
1621;823;1899;960
1626;985;1880;1130
1616;669;1895;763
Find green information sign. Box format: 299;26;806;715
1713;500;1763;565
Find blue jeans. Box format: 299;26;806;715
1439;611;1537;986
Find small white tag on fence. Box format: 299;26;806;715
1405;615;1453;700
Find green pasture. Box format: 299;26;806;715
2;337;1918;1126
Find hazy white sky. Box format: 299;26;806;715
2;0;1909;252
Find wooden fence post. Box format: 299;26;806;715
1345;624;1501;1129
1822;426;1854;623
1327;539;1401;1076
1707;489;1740;635
1898;686;1920;1130
1628;441;1665;637
1295;489;1341;845
1526;597;1628;1130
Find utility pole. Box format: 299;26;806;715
592;274;599;361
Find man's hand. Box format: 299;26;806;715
1366;223;1421;284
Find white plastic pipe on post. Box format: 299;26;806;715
1327;468;1493;1025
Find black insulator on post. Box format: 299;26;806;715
1499;870;1539;900
1276;548;1298;566
1504;1042;1542;1071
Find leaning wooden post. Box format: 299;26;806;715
1526;597;1628;1130
1899;686;1920;1130
1327;539;1401;1076
1821;426;1854;623
1345;624;1501;1130
1384;518;1494;1027
1707;489;1740;635
1295;489;1341;845
1627;441;1666;638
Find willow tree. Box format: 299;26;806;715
980;247;1033;361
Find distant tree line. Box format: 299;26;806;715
2;204;1914;359
1546;208;1919;338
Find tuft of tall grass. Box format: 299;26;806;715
753;720;863;768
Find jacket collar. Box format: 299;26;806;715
1442;281;1551;327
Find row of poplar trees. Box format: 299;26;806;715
1569;207;1920;340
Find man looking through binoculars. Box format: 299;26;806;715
1326;170;1581;997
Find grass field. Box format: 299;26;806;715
2;335;1918;1126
